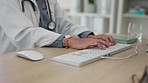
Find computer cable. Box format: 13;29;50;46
101;44;138;60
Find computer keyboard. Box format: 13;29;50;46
51;43;132;67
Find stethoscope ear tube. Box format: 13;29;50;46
21;0;36;12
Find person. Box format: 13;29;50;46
0;0;115;54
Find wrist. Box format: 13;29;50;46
63;35;71;48
87;35;95;38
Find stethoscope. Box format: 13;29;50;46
21;0;56;31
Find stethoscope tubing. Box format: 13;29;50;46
45;0;55;31
21;0;36;12
45;0;53;22
21;0;55;30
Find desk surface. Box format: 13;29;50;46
0;38;148;83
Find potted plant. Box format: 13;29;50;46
88;0;94;4
87;0;95;13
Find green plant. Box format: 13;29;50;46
88;0;94;4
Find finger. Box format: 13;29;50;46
101;35;116;46
108;36;116;45
97;34;112;44
97;39;110;48
89;34;109;41
101;35;110;43
96;42;106;50
87;39;106;49
89;34;115;46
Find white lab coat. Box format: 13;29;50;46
0;0;90;54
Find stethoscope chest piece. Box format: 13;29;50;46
48;21;55;30
21;0;56;31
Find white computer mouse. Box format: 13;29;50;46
16;51;44;61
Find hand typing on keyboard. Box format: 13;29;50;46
88;34;116;49
66;34;115;50
88;34;115;45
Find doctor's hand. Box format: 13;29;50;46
87;34;116;46
64;37;113;50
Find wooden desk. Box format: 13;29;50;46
0;38;148;83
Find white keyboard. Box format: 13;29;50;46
51;43;132;67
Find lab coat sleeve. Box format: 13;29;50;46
0;0;61;50
54;0;91;37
